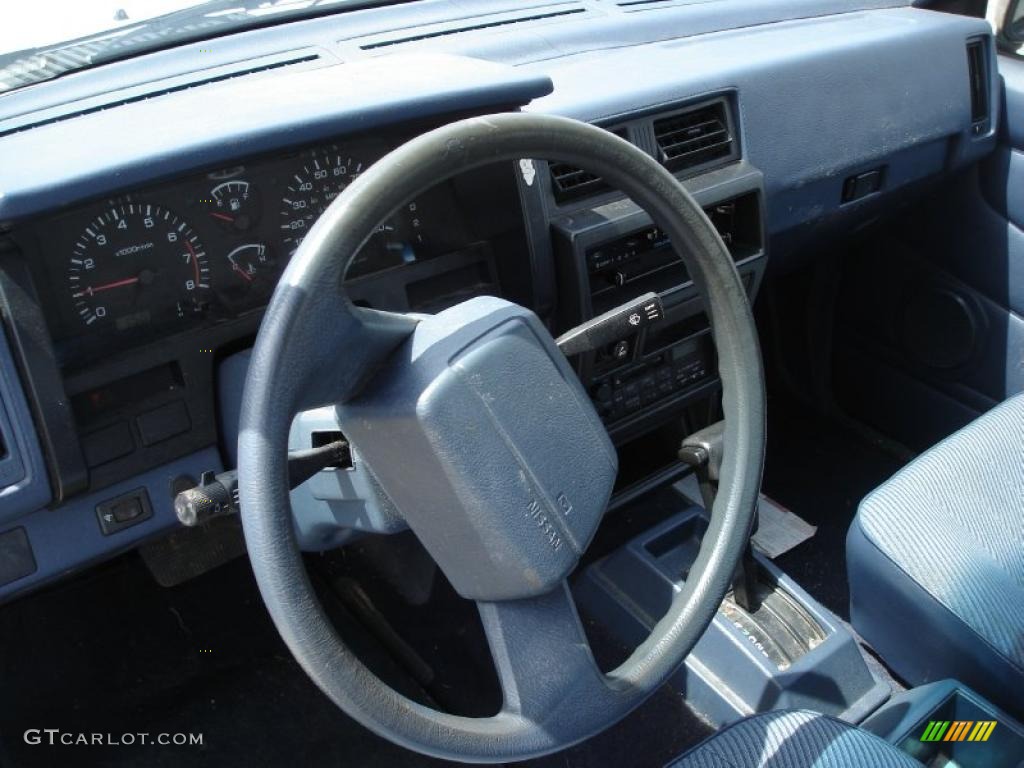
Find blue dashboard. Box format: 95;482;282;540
0;0;996;602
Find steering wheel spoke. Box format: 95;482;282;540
478;582;608;720
260;277;418;414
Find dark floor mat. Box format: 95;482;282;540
762;398;906;620
0;542;711;768
0;554;446;768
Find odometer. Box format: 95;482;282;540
67;203;210;329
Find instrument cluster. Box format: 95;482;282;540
29;137;478;369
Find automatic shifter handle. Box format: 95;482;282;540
680;421;761;611
678;420;725;512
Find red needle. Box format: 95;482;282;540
184;240;201;284
232;263;254;283
210;212;235;222
76;276;140;296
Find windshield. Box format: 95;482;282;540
0;0;396;94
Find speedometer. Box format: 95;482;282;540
279;149;425;278
67;203;210;329
279;152;363;255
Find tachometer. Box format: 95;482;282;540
279;149;425;278
68;203;210;329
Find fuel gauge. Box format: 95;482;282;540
204;180;260;232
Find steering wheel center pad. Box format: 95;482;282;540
340;297;617;601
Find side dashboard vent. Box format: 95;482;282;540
0;397;7;462
966;39;990;133
0;358;24;491
549;127;627;203
653;101;734;174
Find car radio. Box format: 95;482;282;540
587;226;679;287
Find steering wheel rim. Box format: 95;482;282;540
238;113;765;763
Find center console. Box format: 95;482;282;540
574;484;890;727
539;156;766;494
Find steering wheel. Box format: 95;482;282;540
238;113;765;763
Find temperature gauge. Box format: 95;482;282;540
217;242;277;309
204;180;260;232
226;243;274;285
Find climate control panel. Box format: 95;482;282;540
591;334;712;424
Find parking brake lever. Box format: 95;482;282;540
173;439;350;527
555;292;664;356
679;421;761;612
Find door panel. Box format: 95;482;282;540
832;54;1024;451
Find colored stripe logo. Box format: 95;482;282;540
920;720;997;742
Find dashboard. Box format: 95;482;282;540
0;0;998;603
2;124;536;516
21;136;524;373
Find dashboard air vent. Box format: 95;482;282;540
966;39;990;133
0;404;7;461
653;101;734;174
549;127;627;203
549;162;606;202
617;0;677;6
360;8;585;50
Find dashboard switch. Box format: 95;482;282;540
136;401;191;447
842;167;884;203
82;421;134;468
0;528;36;587
96;488;153;535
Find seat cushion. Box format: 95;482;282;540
847;393;1024;718
667;710;921;768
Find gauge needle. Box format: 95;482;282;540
231;263;254;282
73;276;140;297
184;240;202;284
210;212;235;222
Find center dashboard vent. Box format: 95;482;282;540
549;127;627;203
653;100;735;174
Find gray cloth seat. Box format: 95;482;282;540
846;393;1024;719
667;710;920;767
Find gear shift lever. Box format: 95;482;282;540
680;421;760;611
